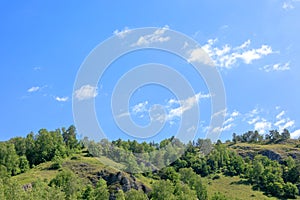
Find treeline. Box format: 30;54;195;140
232;129;291;144
84;136;185;173
85;134;300;199
1;126;300;199
0;125;79;177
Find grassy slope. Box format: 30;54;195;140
203;175;277;200
11;143;300;199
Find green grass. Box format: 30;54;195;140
202;174;277;200
11;161;58;185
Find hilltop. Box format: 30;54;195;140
1;126;300;200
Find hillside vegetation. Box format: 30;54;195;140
1;126;300;200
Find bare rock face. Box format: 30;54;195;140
96;170;151;195
259;149;282;161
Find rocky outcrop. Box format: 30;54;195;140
259;149;282;162
96;170;151;193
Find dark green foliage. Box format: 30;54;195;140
283;182;298;198
0;142;20;175
125;189;148;200
80;185;94;200
62;125;79;150
94;178;110;200
150;180;176;200
18;155;29;173
49;169;82;200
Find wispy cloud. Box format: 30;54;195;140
282;0;300;10
132;101;149;114
166;93;211;121
283;2;295;10
74;85;98;101
132;25;170;47
113;27;132;38
55;96;69;102
118;92;210;124
27;86;40;93
201;38;274;68
211;110;240;133
260;62;290;72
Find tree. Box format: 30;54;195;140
9;137;26;156
159;167;180;182
30;179;65;200
281;129;290;140
0;142;20;175
283;182;298;198
178;168;208;200
174;182;197;200
115;190;125;200
19;156;29;173
150;180;176;200
125;189;148;200
62;125;78;150
49;169;81;200
94;178;109;200
81;185;94;200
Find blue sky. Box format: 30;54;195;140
1;0;300;142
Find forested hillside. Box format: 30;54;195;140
1;126;300;200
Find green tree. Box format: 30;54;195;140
30;179;65;200
49;169;81;200
125;189;148;200
81;184;95;200
283;182;298;198
174;182;197;200
115;190;125;200
151;180;176;200
19;155;29;173
94;178;109;200
178;168;207;200
62;125;78;150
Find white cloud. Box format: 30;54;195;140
261;62;290;72
283;1;295;10
55;96;69;102
132;26;170;46
167;93;201;120
187;47;215;66
282;0;300;10
132;101;148;114
248;116;260;125
291;129;300;139
113;27;132;38
281;120;295;130
74;85;98;101
230;111;240;117
27;86;40;93
212;123;233;133
254;119;272;134
274;119;286;126
201;39;274;68
33;67;41;71
276;111;285;119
